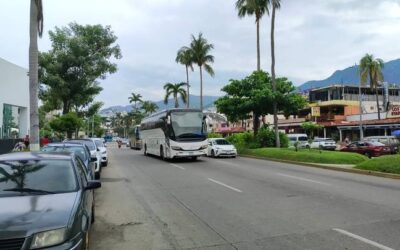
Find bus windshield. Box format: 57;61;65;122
170;112;205;141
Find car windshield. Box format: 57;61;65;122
0;159;77;197
95;140;104;148
171;112;205;140
214;139;231;145
68;140;96;151
298;136;308;141
368;141;386;146
42;146;88;162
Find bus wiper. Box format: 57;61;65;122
3;188;55;194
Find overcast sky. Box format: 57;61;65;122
1;0;400;107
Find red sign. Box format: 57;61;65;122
387;105;400;118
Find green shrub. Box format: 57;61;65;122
207;132;223;138
279;133;289;148
226;132;259;152
355;155;400;174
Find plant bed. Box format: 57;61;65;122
242;148;367;165
355;154;400;174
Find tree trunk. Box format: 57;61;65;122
186;65;190;108
253;113;260;136
256;16;261;71
174;94;179;108
67;131;73;139
29;0;40;151
200;65;203;110
376;87;381;120
271;5;280;148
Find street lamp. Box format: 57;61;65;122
358;64;363;140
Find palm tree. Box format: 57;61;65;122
163;82;187;108
360;54;384;120
141;101;158;115
269;0;281;147
128;93;143;111
29;0;44;151
176;47;194;108
236;0;269;71
190;33;215;110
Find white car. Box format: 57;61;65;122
310;138;337;150
207;138;237;158
92;138;108;166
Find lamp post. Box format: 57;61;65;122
358;64;363;140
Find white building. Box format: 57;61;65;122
0;58;30;139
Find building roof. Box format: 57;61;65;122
320;117;400;127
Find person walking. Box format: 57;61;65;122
23;135;30;149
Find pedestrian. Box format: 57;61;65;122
117;139;122;149
23;135;30;149
41;135;50;147
344;136;350;145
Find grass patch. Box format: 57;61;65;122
242;148;367;165
355;154;400;174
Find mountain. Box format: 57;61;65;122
297;58;400;92
100;95;220;117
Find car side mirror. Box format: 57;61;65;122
91;157;97;162
85;181;101;190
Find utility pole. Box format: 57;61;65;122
357;63;363;140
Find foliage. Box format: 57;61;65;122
207;132;223;138
49;112;83;139
244;148;367;165
39;22;121;114
141;101;158;115
129;93;143;111
163;82;187;108
355;155;400;174
216;71;306;134
301;122;324;139
226;132;259;152
256;126;289;148
176;47;194;71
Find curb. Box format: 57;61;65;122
240;154;400;180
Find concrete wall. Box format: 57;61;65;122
0;58;29;138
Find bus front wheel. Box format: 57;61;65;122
144;145;147;156
160;146;165;160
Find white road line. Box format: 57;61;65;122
169;163;185;170
276;173;331;186
207;178;243;193
333;228;395;250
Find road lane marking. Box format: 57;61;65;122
169;163;185;170
207;178;242;193
277;173;331;186
332;228;394;250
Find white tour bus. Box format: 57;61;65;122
140;108;208;160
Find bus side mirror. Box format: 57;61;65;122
167;115;171;125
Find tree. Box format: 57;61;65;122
39;23;122;115
269;0;281;147
141;101;158;115
49;112;83;139
301;122;324;139
128;93;143;111
215;71;306;135
176;47;194;108
163;82;187;108
236;0;269;71
190;33;215;110
359;54;384;120
29;0;44;151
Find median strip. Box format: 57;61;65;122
207;178;242;193
332;228;394;250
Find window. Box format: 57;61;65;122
75;156;88;186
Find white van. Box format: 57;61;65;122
287;134;309;148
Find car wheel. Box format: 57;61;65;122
364;152;371;158
95;171;100;180
104;161;108;167
211;150;216;158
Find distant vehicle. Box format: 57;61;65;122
92;138;109;166
310;138;337;150
104;133;113;143
288;134;310;148
0;152;101;250
364;136;399;154
141;109;208;160
42;142;96;179
340;141;391;158
129;125;143;150
207;138;237;158
64;139;102;179
121;138;130;147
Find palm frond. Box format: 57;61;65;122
204;64;215;77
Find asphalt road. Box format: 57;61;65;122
90;144;400;250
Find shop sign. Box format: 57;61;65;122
387;105;400;118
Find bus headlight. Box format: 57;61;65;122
171;146;183;151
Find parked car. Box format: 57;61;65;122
288;134;310;148
121;138;130;147
41;142;96;180
310;138;337;150
65;139;102;179
364;136;400;154
207;138;237;158
340;141;391;158
0;152;101;250
92;138;108;166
